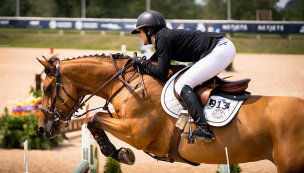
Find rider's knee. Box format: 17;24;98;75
175;81;186;95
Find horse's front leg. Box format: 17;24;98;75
87;112;135;165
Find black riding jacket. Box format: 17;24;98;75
141;27;225;81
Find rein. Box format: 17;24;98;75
39;54;142;129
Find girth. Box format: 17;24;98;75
144;111;200;166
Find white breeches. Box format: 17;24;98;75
175;37;236;95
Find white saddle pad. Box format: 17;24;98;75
161;68;244;127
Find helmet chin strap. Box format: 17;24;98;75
143;27;155;44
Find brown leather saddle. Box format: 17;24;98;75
174;70;251;107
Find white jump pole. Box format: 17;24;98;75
24;140;29;173
82;124;91;164
225;147;230;173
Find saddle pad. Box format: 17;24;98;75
161;68;243;127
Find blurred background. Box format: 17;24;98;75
0;0;303;173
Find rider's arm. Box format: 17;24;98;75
149;52;158;61
141;37;171;81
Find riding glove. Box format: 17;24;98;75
131;56;144;66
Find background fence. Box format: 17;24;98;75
1;17;304;34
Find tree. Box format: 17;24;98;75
152;0;203;19
280;0;304;21
201;0;227;20
231;0;280;20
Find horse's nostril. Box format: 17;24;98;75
39;127;45;135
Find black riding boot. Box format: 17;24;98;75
180;85;213;143
93;130;116;157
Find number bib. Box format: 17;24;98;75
204;95;244;127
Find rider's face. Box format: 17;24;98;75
139;28;149;45
139;28;155;45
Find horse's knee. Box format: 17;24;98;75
87;117;98;134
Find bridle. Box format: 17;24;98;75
38;54;143;129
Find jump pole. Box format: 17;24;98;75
24;140;29;173
72;104;99;173
225;147;230;173
219;147;230;173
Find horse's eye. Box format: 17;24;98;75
43;87;51;93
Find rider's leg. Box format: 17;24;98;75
180;85;214;143
175;37;236;143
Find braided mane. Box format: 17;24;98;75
47;53;131;64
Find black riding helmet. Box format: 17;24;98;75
131;10;166;44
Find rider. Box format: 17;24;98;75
131;10;236;143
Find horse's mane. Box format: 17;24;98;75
47;53;131;64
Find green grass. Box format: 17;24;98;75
0;28;303;54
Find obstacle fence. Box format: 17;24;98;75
72;124;99;173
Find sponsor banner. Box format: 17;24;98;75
0;18;303;34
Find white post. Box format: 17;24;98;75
81;0;86;18
82;124;91;164
16;0;19;17
121;45;127;54
24;140;29;173
225;147;230;173
146;0;150;11
227;0;231;20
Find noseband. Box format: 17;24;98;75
39;54;142;129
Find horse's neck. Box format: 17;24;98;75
61;58;128;98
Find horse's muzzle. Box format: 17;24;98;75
38;119;60;139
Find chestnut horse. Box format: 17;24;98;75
37;54;304;173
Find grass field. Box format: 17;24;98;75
0;28;303;54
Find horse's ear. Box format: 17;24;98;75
36;58;53;72
42;55;49;62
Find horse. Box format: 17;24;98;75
37;54;304;173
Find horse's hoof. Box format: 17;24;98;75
113;147;135;165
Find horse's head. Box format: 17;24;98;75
37;55;80;139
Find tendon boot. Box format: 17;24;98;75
180;85;213;143
93;130;116;157
111;147;136;165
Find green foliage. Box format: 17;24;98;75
280;0;304;21
225;62;234;72
0;0;303;21
202;0;227;20
103;157;121;173
30;86;42;98
216;164;242;173
0;108;63;150
0;0;203;19
1;29;303;54
230;164;242;173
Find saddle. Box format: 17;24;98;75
144;71;251;166
174;73;251;107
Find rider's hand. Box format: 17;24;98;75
131;56;144;66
